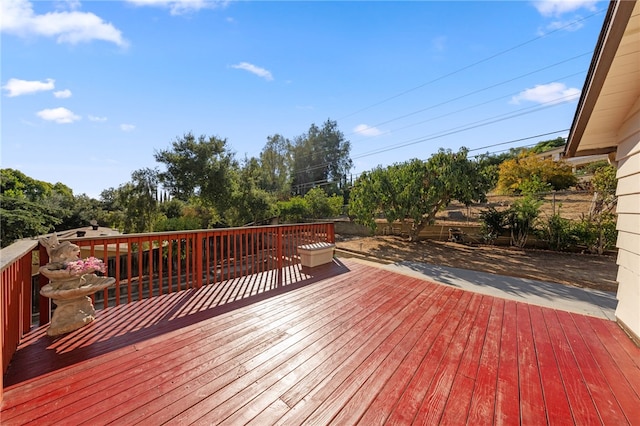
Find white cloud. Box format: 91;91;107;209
3;78;55;97
120;123;136;132
88;115;107;122
53;89;72;98
354;124;383;137
126;0;228;15
231;62;274;81
0;0;128;47
511;82;580;105
533;0;599;17
36;107;81;123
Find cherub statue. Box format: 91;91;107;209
39;234;81;268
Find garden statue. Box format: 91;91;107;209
39;235;115;336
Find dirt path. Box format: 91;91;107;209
335;235;618;292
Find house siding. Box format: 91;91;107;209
614;101;640;340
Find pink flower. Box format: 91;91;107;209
65;257;107;274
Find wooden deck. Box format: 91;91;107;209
2;258;639;425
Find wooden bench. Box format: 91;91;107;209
297;242;335;268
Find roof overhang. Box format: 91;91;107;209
565;0;640;158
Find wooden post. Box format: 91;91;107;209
38;244;51;326
277;227;283;287
195;233;203;288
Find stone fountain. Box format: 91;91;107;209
39;235;115;336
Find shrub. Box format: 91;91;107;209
574;213;617;255
304;187;342;219
497;152;577;195
537;212;576;251
506;196;542;248
478;206;508;245
277;197;309;223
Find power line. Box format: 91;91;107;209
345;53;592;139
338;9;605;121
351;92;578;160
346;130;568;182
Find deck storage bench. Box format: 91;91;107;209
297;242;335;268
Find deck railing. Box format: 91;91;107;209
0;222;334;401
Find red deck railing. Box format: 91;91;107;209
0;222;334;403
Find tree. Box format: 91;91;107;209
529;137;566;154
290;119;352;196
112;168;161;233
349;148;491;241
154;132;237;215
258;134;292;198
1;168;54;200
227;157;278;226
0;196;61;247
304;187;343;219
496;152;577;195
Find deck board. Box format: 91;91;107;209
2;258;639;425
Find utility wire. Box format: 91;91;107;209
345;52;592;139
351;92;578;160
338;9;605;121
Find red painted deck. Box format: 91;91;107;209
2;258;639;425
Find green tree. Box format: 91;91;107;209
112;168;161;233
304;187;342;219
227;157;278;226
154;132;237;215
349;148;491;241
277;197;309;223
290;119;352;196
529;137;566;154
0;196;61;247
258;134;292;198
1;168;53;200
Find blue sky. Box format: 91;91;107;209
1;0;606;199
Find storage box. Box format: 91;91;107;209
298;242;335;268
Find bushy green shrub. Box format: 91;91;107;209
304;187;342;219
506;196;542;248
537;212;576;251
574;213;617;254
478;206;508;245
277;197;309;223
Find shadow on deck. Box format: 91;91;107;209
4;260;350;388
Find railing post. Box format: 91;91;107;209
195;233;203;288
277;226;283;287
20;253;32;334
38;244;51;326
328;222;335;243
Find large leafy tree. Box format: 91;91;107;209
0;196;61;247
227;157;278;226
111;168;161;233
258;134;292;198
349;148;490;241
290;119;352;196
154;132;237;215
0;168;85;246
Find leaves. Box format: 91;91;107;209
349;148;491;241
496;152;577;195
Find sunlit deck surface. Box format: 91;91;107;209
2;258;639;425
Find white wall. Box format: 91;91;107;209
614;98;640;341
